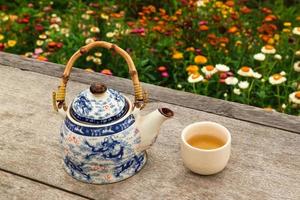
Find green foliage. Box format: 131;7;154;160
0;0;300;115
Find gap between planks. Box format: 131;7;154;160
0;167;95;200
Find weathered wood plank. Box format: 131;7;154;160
0;65;299;200
0;170;89;200
0;52;299;133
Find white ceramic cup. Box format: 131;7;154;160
181;121;231;175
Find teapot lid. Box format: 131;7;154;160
70;83;129;125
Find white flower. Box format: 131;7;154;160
39;34;47;40
93;57;102;65
94;52;102;57
81;14;90;20
90;27;100;33
261;45;276;54
85;38;95;44
281;104;287;109
269;73;287;85
238;81;249;89
177;84;182;89
274;54;282;60
223;93;228;97
49;24;60;31
106;32;115;38
101;13;109;20
261;78;266;82
215;64;230;72
253;53;266;61
201;65;218;76
188;73;204;83
253;72;262;79
289;91;300;104
36;40;44;46
196;0;207;7
293;61;300;72
237;66;254;77
233;88;241;95
280;71;286;76
86;55;94;61
225;77;238;85
292;27;300;36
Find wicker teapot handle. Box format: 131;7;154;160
52;41;147;112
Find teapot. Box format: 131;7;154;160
52;41;174;184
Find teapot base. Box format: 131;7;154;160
62;151;147;184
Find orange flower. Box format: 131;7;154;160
240;6;251;14
225;1;234;7
110;11;124;18
264;15;277;22
219;37;229;44
194;55;207;64
228;26;238;33
199;25;209;31
37;56;48;61
185;47;195;52
261;7;272;14
175;9;182;15
172;51;183;59
186;65;199;74
101;69;112;75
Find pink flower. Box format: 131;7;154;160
34;48;43;55
161;71;169;78
199;21;208;25
131;28;145;34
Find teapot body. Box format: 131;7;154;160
60;113;147;184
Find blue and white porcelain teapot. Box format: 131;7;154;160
52;41;174;184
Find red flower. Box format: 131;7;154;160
157;66;167;72
56;42;63;49
35;24;44;32
0;43;4;51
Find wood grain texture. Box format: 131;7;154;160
0;52;299;134
0;170;89;200
0;65;299;200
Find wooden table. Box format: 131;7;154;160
0;52;299;200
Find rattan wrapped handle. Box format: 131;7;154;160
52;41;147;112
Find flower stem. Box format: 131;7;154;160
247;80;254;104
192;83;197;93
277;85;281;107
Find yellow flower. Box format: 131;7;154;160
194;55;207;64
172;51;183;59
283;22;292;27
7;40;16;47
283;28;291;33
0;34;4;41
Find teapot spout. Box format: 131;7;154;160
137;108;174;152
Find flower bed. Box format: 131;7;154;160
0;0;299;115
